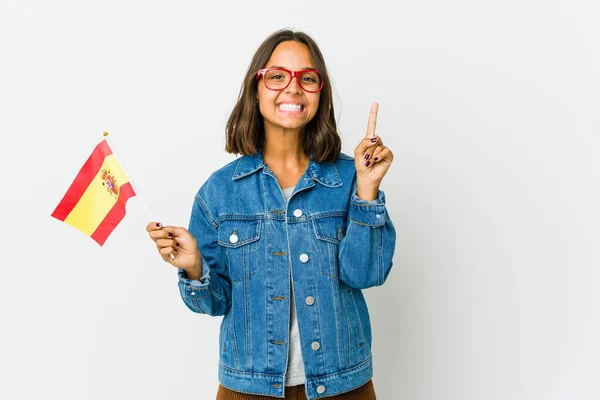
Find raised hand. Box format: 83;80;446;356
353;102;394;201
146;222;202;279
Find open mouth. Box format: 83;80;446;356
277;103;305;112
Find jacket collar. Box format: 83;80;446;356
232;151;342;188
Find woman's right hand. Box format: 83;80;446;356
146;222;202;279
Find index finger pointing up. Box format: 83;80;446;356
366;102;379;138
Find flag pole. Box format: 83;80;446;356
103;132;175;260
103;132;154;221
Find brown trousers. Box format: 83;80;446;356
216;380;376;399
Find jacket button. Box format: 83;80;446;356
305;296;315;306
293;209;303;217
300;254;309;263
317;385;326;394
229;234;238;244
311;341;320;351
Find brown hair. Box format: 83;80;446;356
225;29;340;163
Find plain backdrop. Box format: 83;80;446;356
1;1;599;399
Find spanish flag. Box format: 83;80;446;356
51;139;136;246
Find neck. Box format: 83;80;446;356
262;128;308;167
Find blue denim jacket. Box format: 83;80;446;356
177;151;396;399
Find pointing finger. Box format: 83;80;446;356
365;102;379;138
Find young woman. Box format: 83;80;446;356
147;29;396;400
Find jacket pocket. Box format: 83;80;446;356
341;287;368;364
219;311;240;369
218;219;261;282
312;216;346;278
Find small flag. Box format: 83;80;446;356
51;139;136;246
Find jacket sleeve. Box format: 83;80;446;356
337;182;396;289
177;193;231;316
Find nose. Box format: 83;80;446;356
285;72;302;94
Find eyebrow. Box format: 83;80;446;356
268;65;316;70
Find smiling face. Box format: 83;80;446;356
257;41;321;135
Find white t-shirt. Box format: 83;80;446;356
281;186;306;386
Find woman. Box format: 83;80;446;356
147;29;396;399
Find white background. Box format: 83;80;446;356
1;1;599;399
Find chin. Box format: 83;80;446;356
275;118;310;130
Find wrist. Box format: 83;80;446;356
356;184;379;202
184;260;203;281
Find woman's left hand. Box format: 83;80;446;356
353;102;394;201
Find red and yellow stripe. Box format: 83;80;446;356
51;140;136;246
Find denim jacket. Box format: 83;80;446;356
177;151;396;399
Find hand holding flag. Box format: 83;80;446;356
146;222;203;280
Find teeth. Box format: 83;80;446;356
279;104;303;111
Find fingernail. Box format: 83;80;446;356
365;161;371;167
176;242;180;247
370;138;377;142
168;232;173;237
156;223;160;227
364;154;370;160
374;157;378;161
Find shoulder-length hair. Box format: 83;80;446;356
225;29;341;163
